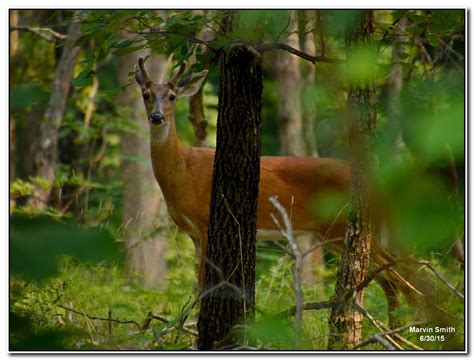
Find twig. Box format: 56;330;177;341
142;311;198;337
56;303;141;329
353;320;427;350
10;26;66;42
269;196;304;339
418;260;464;299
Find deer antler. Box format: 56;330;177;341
138;57;153;88
169;62;187;88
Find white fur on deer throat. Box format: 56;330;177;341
150;122;170;145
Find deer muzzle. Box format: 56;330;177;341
149;112;165;125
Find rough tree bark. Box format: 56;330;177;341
27;13;81;209
117;50;168;288
328;11;377;350
197;44;262;350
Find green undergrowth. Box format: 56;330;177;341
10;228;464;351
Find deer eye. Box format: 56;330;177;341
143;93;150;101
169;94;176;101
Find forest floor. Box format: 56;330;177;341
10;227;465;351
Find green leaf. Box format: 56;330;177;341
10;83;50;110
10;215;122;281
113;39;134;49
113;45;144;56
427;33;440;47
72;69;94;88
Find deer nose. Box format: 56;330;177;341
149;112;165;125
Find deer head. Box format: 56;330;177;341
134;57;208;145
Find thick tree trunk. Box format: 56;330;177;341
197;45;262;350
274;11;305;157
328;11;376;350
27;13;81;209
117;50;168;288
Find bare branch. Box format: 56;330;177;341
269;196;304;338
142;311;198;337
418;260;464;299
56;303;141;329
257;42;345;64
10;26;66;42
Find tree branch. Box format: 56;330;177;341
418;260;464;299
10;26;66;42
269;196;304;339
257;42;345;64
56;303;141;329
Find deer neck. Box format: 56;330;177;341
149;120;189;200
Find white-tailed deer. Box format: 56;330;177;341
134;57;416;321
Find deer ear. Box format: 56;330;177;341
176;70;208;97
134;64;146;90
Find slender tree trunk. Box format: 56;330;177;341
117;50;168;288
328;11;376;350
387;16;407;159
188;10;213;147
299;10;319;157
296;10;325;287
27;13;81;209
197;43;262;350
274;11;305;157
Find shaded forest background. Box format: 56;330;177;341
9;9;465;351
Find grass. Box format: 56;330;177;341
9;227;465;351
